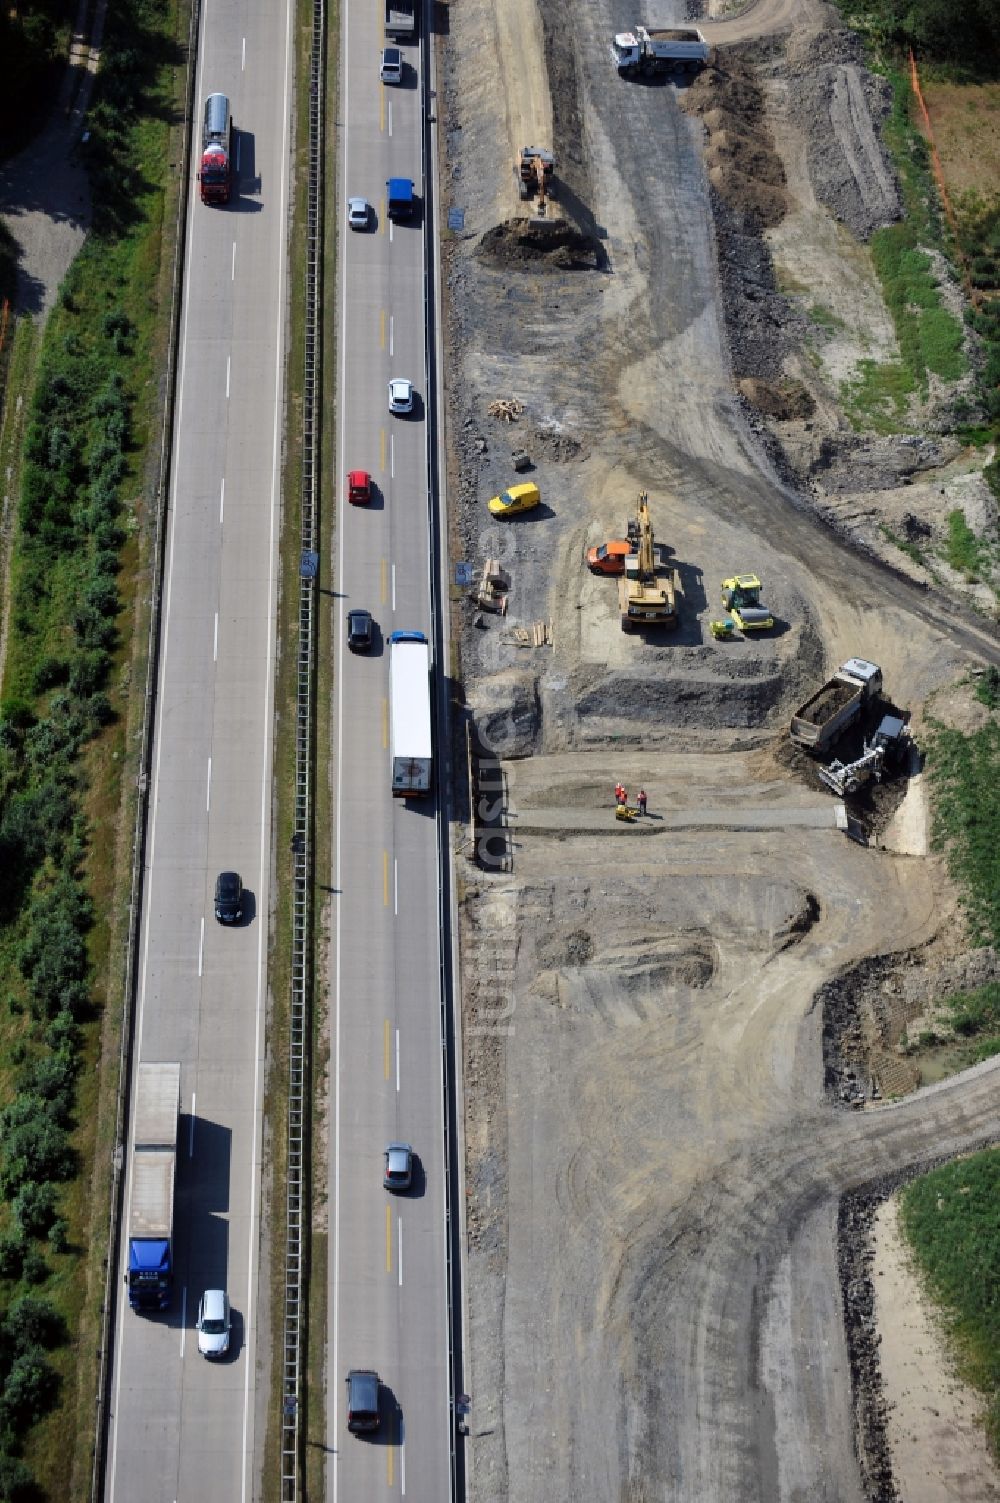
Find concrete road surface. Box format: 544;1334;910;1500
326;5;451;1501
104;0;291;1496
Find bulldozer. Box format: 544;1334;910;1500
517;146;556;220
617;492;680;632
720;574;773;632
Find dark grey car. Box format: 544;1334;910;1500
383;1142;413;1191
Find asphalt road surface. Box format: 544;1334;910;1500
104;0;292;1495
326;7;451;1501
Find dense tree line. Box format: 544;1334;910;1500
0;0;78;153
840;0;1000;68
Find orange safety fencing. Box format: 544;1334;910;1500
908;49;975;305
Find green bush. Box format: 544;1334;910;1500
3;1298;67;1356
0;1451;35;1503
0;1240;26;1282
0;1100;73;1195
975;666;1000;709
46;1220;68;1255
20;1053;79;1122
0;1349;58;1427
12;1184;57;1242
19;1253;48;1289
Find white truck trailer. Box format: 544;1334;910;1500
611;24;709;76
389;631;432;797
126;1062;181;1312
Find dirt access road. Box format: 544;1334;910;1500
438;0;1000;1500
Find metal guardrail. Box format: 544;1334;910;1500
281;0;324;1491
90;0;202;1493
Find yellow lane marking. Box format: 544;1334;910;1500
387;1425;394;1487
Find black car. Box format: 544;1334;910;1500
214;871;243;924
347;608;374;652
346;1368;380;1433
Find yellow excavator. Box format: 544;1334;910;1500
517;146;556;219
617;492;680;632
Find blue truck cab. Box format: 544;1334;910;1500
386;177;415;221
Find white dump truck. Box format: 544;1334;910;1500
611;24;709;77
789;659;883;755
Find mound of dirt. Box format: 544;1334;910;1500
682;53;787;227
738;377;816;419
477;218;601;271
572;663;792;733
536;927;595;969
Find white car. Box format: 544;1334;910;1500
388;378;414;415
347;196;369;231
380;45;403;84
196;1288;231;1358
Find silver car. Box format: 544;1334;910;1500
347;196;369;231
383;1142;413;1191
196;1288;231;1358
388;377;414;415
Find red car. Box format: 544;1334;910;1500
347;469;372;505
586;539;633;575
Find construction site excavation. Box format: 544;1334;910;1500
439;0;1000;1500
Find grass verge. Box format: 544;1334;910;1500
900;1148;1000;1462
840;68;967;432
926;719;1000;947
260;0;333;1493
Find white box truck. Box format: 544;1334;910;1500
389;631;432;797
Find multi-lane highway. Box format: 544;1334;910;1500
328;4;452;1498
104;0;292;1494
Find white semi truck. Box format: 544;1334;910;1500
389;631;433;797
611;24;709;76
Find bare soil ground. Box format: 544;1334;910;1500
439;0;999;1498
